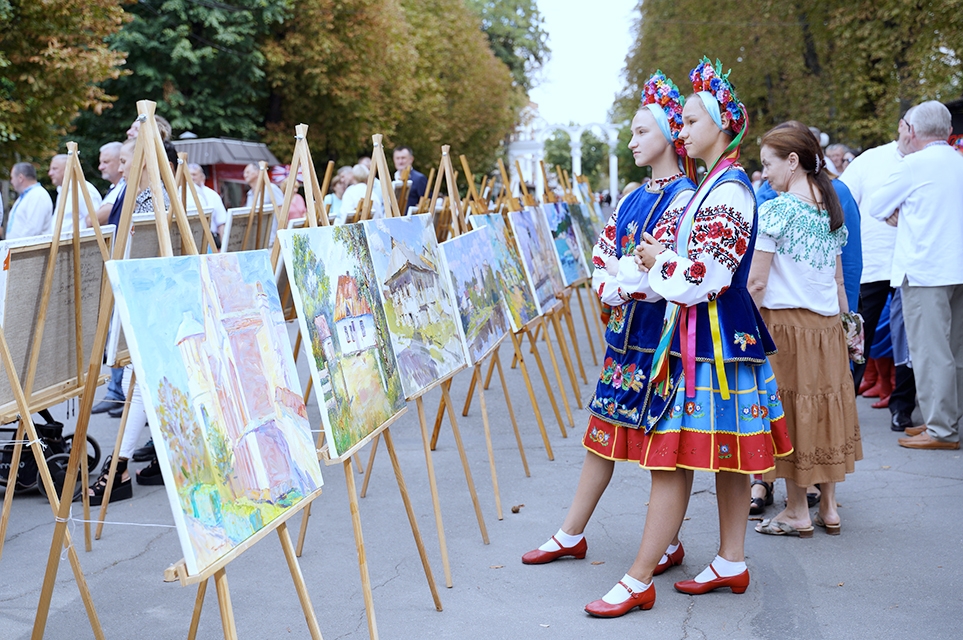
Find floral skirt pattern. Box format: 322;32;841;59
583;359;793;473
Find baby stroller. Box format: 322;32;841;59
0;409;101;501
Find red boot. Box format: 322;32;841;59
867;357;893;407
858;358;878;395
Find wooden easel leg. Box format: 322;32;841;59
511;331;553;460
493;352;530;477
415;397;453;588
188;579;207;640
382;429;443;611
562;297;588;385
296;503;311;557
439;380;489;544
343;458;379;640
528;322;569;437
278;522;325;638
95;371;135;541
461;367;478;417
0;420;25;559
429;390;446;451
482;354;496;390
550;309;582;410
575;285;599;366
475;364;503;520
360;434;379;498
214;569;239;640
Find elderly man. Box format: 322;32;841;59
392;145;428;212
188;163;228;238
5;162;53;239
867;101;963;450
243;163;284;210
48;154;102;234
91;142;125;227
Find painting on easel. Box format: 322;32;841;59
362;213;468;397
568;202;602;257
543;202;590;286
509;207;565;314
106;251;324;576
468;213;538;332
576;182;606;234
439;227;510;364
278;225;406;460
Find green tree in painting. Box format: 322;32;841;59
290;233;333;376
156;376;211;486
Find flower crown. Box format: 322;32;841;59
640;70;687;156
950;134;963;151
689;57;746;135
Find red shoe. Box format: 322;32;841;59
521;536;587;565
871;395;890;409
584;581;655;617
653;543;685;576
674;565;749;595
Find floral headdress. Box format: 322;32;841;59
689;57;746;135
640;70;687;157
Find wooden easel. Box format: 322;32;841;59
0;141;108;638
239;161;279;251
273;130;442;639
32;102;325;640
172;152;219;254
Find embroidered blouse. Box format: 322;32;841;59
756;193;847;316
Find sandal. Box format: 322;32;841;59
755;518;813;538
749;480;773;516
136;457;165;486
88;455;132;506
813;514;841;536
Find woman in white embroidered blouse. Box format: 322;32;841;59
748;121;861;537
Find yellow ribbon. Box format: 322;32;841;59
708;301;730;399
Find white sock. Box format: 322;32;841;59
658;542;681;566
538;528;583;552
602;574;650;604
694;555;746;583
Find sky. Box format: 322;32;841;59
528;0;638;127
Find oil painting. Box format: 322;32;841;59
543;202;590;286
508;207;565;314
568;202;603;261
468;213;539;332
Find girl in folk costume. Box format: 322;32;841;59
521;72;697;571
582;58;793;618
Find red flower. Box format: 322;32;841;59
662;261;677;278
598;283;605;296
605;225;616;240
630;292;647;300
735;237;747;255
707;222;725;238
593;256;605;268
688;261;707;279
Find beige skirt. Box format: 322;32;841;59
761;308;862;486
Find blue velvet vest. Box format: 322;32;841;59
587;176;696;428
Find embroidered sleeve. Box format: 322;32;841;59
649;182;754;306
755;196;787;253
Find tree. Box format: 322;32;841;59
543;127;609;188
0;0;126;168
467;0;550;92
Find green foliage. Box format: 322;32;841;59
617;0;963;167
543;128;609;187
0;0;126;169
467;0;550;92
614;124;649;186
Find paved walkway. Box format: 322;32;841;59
2;316;961;639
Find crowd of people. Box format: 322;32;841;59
523;57;963;619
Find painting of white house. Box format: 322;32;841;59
468;213;539;333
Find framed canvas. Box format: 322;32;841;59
362;214;468;398
106;250;324;576
438;227;511;364
543;202;590;286
568;202;602;258
508;207;565;314
468;213;539;332
278;225;407;461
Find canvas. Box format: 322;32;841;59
508;207;565;314
577;182;606;234
278;225;406;461
106;251;324;576
569;201;602;257
362;214;468;398
543;202;590;286
439;227;511;364
468;214;539;332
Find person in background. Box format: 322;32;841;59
48;154;102;234
339;164;383;223
280;176;307;222
867;100;963;451
323;166;353;223
751;170;764;191
92;142;125;227
393;145;428;212
187;163;228;239
5;162;53;239
826;143;853;174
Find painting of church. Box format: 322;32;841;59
333;273;377;354
106;251;324;576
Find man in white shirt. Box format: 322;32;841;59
48;154;102;234
840;115;917;432
243;163;284;211
867;100;963;450
92;141;125;227
5;162;53;239
188;163;228;238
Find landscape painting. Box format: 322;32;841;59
543;202;590;286
362;214;468;398
577;182;606;235
278;225;406;461
439;227;511;364
509;207;565;314
569;202;602;259
106;251;324;576
469;213;539;332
